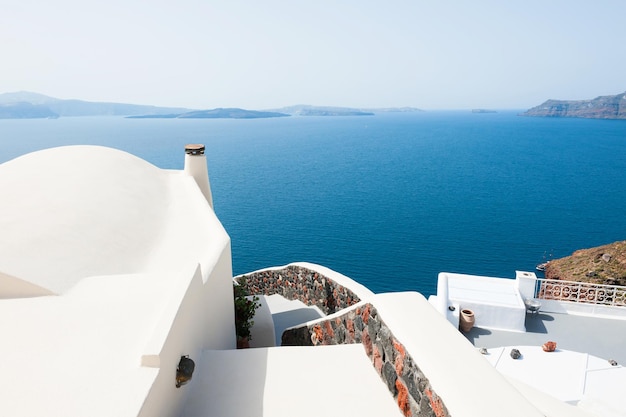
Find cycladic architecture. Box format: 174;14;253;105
1;145;624;417
0;145;233;417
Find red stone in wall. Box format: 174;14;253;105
395;379;411;417
394;339;406;375
312;324;323;345
361;304;371;324
425;388;447;417
346;319;355;343
323;320;334;342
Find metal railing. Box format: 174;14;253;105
537;278;626;307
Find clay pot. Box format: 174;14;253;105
542;341;557;352
460;309;475;332
237;337;250;349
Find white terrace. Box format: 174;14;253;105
429;270;626;417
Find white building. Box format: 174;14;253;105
0;145;233;417
0;145;624;417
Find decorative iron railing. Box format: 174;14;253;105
537;279;626;307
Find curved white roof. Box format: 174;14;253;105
0;145;228;295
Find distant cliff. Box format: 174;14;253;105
0;102;58;119
0;91;193;118
0;91;421;119
523;92;626;119
545;241;626;286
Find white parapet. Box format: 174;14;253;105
428;273;460;328
515;270;539;300
373;292;545;417
443;272;527;332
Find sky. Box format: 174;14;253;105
1;0;625;110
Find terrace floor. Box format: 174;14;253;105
465;311;626;365
464;312;626;417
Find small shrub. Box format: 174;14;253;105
233;278;261;340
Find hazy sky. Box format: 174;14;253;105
2;0;625;110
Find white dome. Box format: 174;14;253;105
0;145;223;294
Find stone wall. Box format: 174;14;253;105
282;303;450;417
238;265;450;417
235;265;361;315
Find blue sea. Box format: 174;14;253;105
1;111;625;296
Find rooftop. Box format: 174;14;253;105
183;345;401;417
466;311;626;365
466;311;626;415
431;270;626;417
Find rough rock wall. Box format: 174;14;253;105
282;303;450;417
235;265;360;315
238;265;451;417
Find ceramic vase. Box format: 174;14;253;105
460;309;475;332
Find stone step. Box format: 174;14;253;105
182;344;401;417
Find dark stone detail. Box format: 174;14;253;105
367;315;382;340
354;315;364;332
333;322;346;342
405;370;423;405
510;348;522;359
175;355;195;388
281;325;312;346
383;361;398;394
184;144;205;155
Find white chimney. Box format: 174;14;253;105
184;144;214;209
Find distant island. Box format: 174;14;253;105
0;101;59;119
471;109;497;114
127;108;289;119
128;105;389;119
0;91;423;119
523;91;626;119
272;105;423;116
271;105;373;116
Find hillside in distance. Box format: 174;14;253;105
272;105;423;116
523;91;626;119
0;101;59;119
545;241;626;286
0;92;422;119
0;91;194;118
128;108;289;119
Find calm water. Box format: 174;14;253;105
1;112;625;295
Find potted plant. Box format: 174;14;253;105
233;277;261;348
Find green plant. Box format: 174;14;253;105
233;278;261;340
